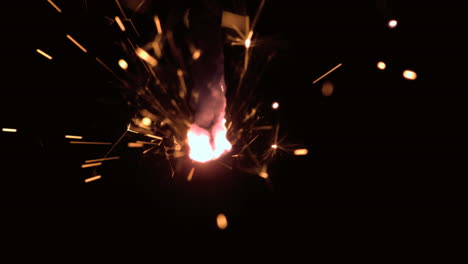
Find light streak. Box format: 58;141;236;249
187;167;195;181
47;0;62;13
2;128;17;133
294;149;308;156
81;162;102;168
136;47;158;67
36;49;53;60
65;135;83;140
85;156;120;163
154;15;162;35
84;175;102;183
115;16;126;32
313;63;342;84
66;34;87;53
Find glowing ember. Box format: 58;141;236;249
187;119;232;163
403;70;417;80
216;213;228;230
388;19;398;28
377;61;386;70
272;102;279;109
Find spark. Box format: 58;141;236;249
81;162;102;168
69;141;112;145
65;135;83;140
47;0;62;13
136;47;158;67
244;38;251;48
2;128;17;133
272;102;279;109
154;15;163;35
187;167;195;181
85;156;120;163
259;170;269;179
36;49;53;60
128;142;144;148
145;134;163;140
115;16;126;32
388;19;398;28
252;125;273;130
403;70;417;80
321;81;334;97
84;175;102;183
176;69;187;99
66;34;88;53
141;117;152;126
294;148;308;156
192;49;201;60
216;214;228;230
377;61;386;70
313;63;342;84
271;144;278;149
118;59;128;70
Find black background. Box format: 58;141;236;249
1;0;463;256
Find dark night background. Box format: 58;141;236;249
0;0;463;256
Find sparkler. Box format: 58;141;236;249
27;0;312;229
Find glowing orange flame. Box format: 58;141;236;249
187;119;232;163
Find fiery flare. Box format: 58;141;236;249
187;118;232;163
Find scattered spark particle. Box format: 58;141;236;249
321;81;334;97
84;175;102;183
294;148;308;156
65;135;83;140
403;70;417;80
66;34;87;53
36;49;53;60
128;142;144;148
272;102;279;109
141;117;152;126
145;134;163;140
313;63;342;84
154;15;162;35
252;125;273;130
377;61;386;70
259;171;268;179
271;144;278;149
192;49;201;60
187;167;195;181
85;156;120;163
115;16;126;32
118;59;128;70
81;162;102;168
388;19;398;28
216;214;228;230
177;69;187;99
245;38;251;48
69;141;112;145
135;141;159;145
47;0;62;13
2;128;17;133
136;47;157;67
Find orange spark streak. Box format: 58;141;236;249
84;175;102;183
66;34;87;53
313;63;342;84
